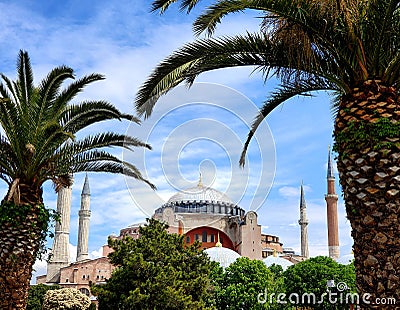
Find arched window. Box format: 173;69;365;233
202;231;207;242
79;288;90;296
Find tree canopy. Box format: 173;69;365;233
27;284;60;310
210;257;283;310
92;218;214;310
283;256;356;309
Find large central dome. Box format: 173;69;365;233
155;179;244;216
167;184;233;204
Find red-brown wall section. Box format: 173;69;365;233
185;226;234;250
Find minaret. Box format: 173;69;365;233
46;182;72;283
325;146;340;260
76;174;91;262
298;182;309;259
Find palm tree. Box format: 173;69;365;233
136;0;400;307
0;50;154;309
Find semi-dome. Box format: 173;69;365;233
263;255;294;271
205;245;241;268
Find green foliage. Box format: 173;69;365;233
333;118;400;157
27;284;60;310
283;256;356;309
0;201;55;229
42;288;91;310
91;218;214;310
210;257;282;310
88;303;97;310
0;201;59;259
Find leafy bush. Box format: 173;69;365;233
42;288;91;310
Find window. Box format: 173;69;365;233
195;234;199;241
79;288;90;296
186;236;190;243
210;234;215;243
82;275;86;279
65;278;69;283
202;231;207;242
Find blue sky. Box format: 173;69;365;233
0;0;353;280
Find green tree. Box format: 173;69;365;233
137;0;400;304
91;218;213;310
0;50;154;309
27;284;60;310
283;256;356;309
211;257;281;310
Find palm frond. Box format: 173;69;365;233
70;132;151;154
61;100;139;134
384;52;400;86
0;134;17;178
136;31;340;118
240;79;337;166
35;65;74;117
1;74;19;105
366;0;400;76
0;98;24;162
16;50;34;108
151;0;201;13
193;0;250;36
65;150;156;189
51;73;105;116
136;33;284;117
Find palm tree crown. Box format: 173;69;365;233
137;0;399;163
0;50;154;205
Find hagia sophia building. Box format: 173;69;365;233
36;149;343;299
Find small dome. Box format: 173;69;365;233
336;253;354;265
168;184;233;204
263;256;294;271
205;246;241;268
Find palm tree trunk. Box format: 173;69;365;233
0;186;45;309
334;80;400;308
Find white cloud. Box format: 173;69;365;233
90;247;104;259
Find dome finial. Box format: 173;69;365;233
198;172;203;187
216;232;222;247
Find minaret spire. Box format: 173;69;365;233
298;182;309;259
76;174;91;262
325;146;340;260
46;178;73;282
